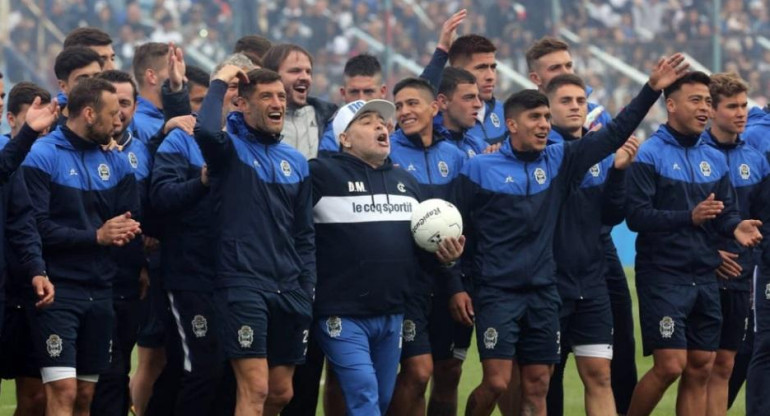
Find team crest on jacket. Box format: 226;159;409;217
699;161;712;177
438;161;449;177
128;152;139;169
490;112;501;128
238;325;254;348
403;319;416;342
326;316;342;338
192;315;208;338
280;160;292;177
483;327;498;349
534;168;547;185
659;316;675;338
397;182;406;192
589;164;600;177
46;334;63;358
97;163;110;181
740;163;750;180
467;149;477;158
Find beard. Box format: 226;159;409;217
86;122;113;146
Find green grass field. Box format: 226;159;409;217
0;270;748;415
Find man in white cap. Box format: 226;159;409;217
309;99;463;416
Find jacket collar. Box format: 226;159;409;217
656;124;702;148
226;112;282;145
702;129;744;150
499;137;544;162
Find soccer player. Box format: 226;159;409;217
625;71;763;416
63;27;117;70
700;72;768;416
22;77;141;415
0;81;55;416
544;73;640;416
386;77;467;416
437;67;488;157
194;66;314;416
186;65;211;114
54;46;103;121
318;53;388;154
233;34;272;66
450;55;687;416
132;42;171;142
262;44;337;159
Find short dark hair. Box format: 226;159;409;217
261;43;313;72
504;90;549;119
97;70;138;101
132;42;169;88
448;35;497;66
63;27;113;48
238;69;283;98
67;77;116;119
525;37;570;71
544;74;586;96
186;65;210;88
234;35;272;59
438;67;477;97
663;71;710;98
343;54;382;78
709;72;748;108
7;82;51;115
54;46;102;81
393;77;436;100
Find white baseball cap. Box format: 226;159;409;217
332;99;395;142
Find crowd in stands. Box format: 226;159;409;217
5;0;770;135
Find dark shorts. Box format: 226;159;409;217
27;296;113;374
401;294;431;360
167;290;224;373
0;302;39;379
638;282;722;356
215;287;312;365
429;292;473;361
136;267;167;348
560;295;614;358
472;285;561;365
718;289;751;351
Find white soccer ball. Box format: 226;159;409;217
410;199;463;253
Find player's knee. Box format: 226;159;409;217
17;389;46;415
652;357;686;383
521;370;550;400
433;359;463;388
711;353;736;380
403;359;433;388
581;364;612;389
482;373;510;397
266;384;294;409
46;381;77;407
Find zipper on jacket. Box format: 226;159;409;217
81;152;93;191
525;161;531;196
266;144;276;182
423;149;433;185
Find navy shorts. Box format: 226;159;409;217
637;282;722;356
27;296;114;374
401;294;431;360
215;287;312;365
718;289;750;351
473;285;561;365
136;266;167;348
559;294;614;357
0;301;39;379
429;292;474;361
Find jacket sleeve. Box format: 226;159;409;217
563;84;661;181
193;79;233;173
161;80;192;120
317;122;339;157
445;166;481;296
294;173;316;298
151;136;209;214
5;170;46;279
711;173;742;239
0;124;41;185
601;165;626;226
22;160;99;248
115;158;142;220
420;48;449;90
625;161;692;232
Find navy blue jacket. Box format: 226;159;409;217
451;83;660;294
194;80;316;295
22;126;140;299
548;126;626;300
744;107;770;163
0;134;45;302
132;97;165;145
703;131;770;291
627;125;743;286
111;129;153;300
310;152;427;316
151;128;215;292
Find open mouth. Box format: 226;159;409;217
293;85;308;94
695;115;708;123
400;117;416;127
534;132;548;140
268;112;283;121
376;132;388;143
